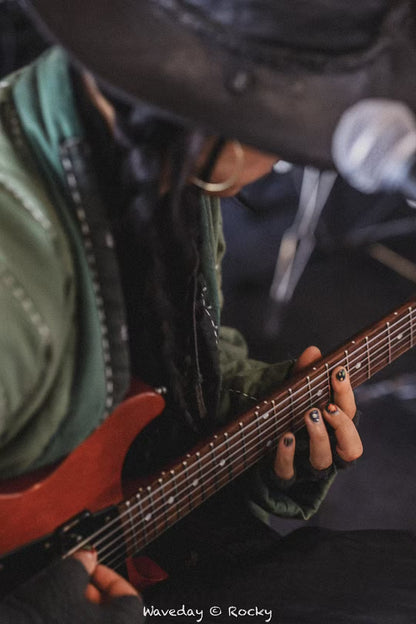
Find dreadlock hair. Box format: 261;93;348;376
111;101;213;434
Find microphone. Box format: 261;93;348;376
332;99;416;199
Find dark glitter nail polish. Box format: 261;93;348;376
283;436;294;447
309;409;320;423
326;403;339;414
336;368;346;382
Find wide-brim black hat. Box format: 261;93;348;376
25;0;416;168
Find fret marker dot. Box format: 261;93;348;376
167;496;175;505
144;513;152;522
317;389;323;397
356;363;362;369
219;459;226;467
266;440;272;447
262;413;269;419
192;479;199;487
398;333;403;340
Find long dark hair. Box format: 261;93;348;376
112;101;212;433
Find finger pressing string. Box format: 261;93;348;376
323;403;363;462
274;433;296;480
304;408;332;471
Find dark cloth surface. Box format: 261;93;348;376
145;522;416;623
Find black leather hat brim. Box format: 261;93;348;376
26;0;416;168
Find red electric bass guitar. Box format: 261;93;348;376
1;298;416;595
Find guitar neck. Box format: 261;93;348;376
106;297;416;565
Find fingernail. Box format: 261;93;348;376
325;403;339;414
309;409;320;423
336;368;347;382
283;435;294;447
81;545;96;554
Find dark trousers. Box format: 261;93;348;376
144;493;416;623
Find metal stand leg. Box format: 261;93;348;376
266;167;337;335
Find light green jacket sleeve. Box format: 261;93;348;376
0;111;77;477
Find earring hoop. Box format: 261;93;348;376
191;140;245;193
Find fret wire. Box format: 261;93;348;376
239;422;248;469
306;376;313;408
255;408;263;451
223;432;234;478
181;460;192;511
386;321;392;364
344;349;350;370
170;470;180;522
157;476;169;530
136;489;148;545
287;388;295;429
325;363;331;394
196;452;206;501
162;474;178;527
209;441;219;492
271;399;280;441
144;486;156;535
158;470;175;527
365;336;371;378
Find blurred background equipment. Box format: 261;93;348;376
332;99;416;199
266;166;337;335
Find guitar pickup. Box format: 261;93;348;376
55;509;93;552
55;506;120;555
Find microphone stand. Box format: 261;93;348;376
265;167;337;336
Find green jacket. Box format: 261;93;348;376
0;48;336;520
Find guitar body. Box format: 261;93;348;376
0;387;165;558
